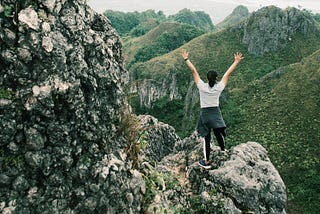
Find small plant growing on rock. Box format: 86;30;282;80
0;88;14;99
117;110;147;169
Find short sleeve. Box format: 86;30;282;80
215;81;225;91
197;79;206;91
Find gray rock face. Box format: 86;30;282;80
0;0;142;213
188;141;287;213
130;70;181;108
242;6;319;55
143;132;287;213
138;115;180;162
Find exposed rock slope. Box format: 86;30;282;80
243;6;320;55
0;0;142;213
141;120;287;213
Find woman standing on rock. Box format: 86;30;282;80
181;49;243;169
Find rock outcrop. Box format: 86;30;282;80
216;5;250;30
138;115;180;162
0;0;143;213
243;6;320;55
142;131;287;213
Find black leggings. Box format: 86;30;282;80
204;127;226;162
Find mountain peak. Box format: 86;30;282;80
232;5;250;17
216;5;249;29
243;6;319;55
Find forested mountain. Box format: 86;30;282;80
104;5;320;213
104;8;214;37
104;9;166;36
168;8;214;32
123;22;205;67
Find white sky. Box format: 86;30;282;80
87;0;320;24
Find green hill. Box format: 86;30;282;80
123;22;205;67
127;7;320;213
228;49;320;213
168;8;214;32
104;9;166;36
104;8;214;38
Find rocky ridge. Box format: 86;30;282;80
243;6;320;55
141;119;287;213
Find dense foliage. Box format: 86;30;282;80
169;8;214;31
104;8;214;37
131;23;204;65
312;13;320;23
104;9;166;36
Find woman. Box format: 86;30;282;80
181;49;243;169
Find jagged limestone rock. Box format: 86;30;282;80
138;114;180;162
142;130;287;213
129;70;181;108
0;0;143;213
242;6;319;55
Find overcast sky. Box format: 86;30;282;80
87;0;320;24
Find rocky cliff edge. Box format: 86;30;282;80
140;119;287;213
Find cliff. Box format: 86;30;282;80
0;1;287;213
243;6;320;55
0;0;143;213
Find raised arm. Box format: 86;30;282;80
181;49;201;85
221;52;244;86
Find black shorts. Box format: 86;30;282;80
197;107;226;137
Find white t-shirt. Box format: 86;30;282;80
197;79;225;108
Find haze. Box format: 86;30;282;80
87;0;320;24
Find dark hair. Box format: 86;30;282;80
207;70;218;87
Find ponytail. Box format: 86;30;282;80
207;70;218;87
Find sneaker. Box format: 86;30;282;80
220;149;228;156
198;160;211;169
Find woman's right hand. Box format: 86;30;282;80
181;49;189;60
234;52;244;63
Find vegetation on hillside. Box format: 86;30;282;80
226;50;320;213
104;8;214;37
104;9;166;36
168;8;214;32
104;6;320;214
124;22;205;67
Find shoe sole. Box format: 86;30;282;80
198;162;211;169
